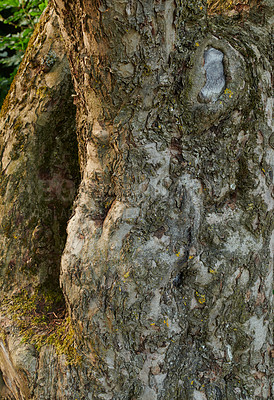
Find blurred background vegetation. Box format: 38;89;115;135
0;0;48;107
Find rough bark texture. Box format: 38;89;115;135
0;6;80;399
0;1;273;399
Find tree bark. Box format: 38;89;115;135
0;1;273;399
0;5;80;399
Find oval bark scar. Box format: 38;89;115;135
199;47;225;103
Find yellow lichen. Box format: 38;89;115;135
224;88;234;97
195;291;206;304
124;271;130;279
36;86;51;99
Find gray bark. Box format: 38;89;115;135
0;1;273;399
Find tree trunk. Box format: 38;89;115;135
0;1;273;399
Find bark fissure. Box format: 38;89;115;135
0;6;81;398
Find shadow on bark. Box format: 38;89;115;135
0;7;81;394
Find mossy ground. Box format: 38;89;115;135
2;286;81;365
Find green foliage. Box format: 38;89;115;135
0;0;48;105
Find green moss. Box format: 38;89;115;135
207;0;250;15
3;286;81;365
46;317;82;365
